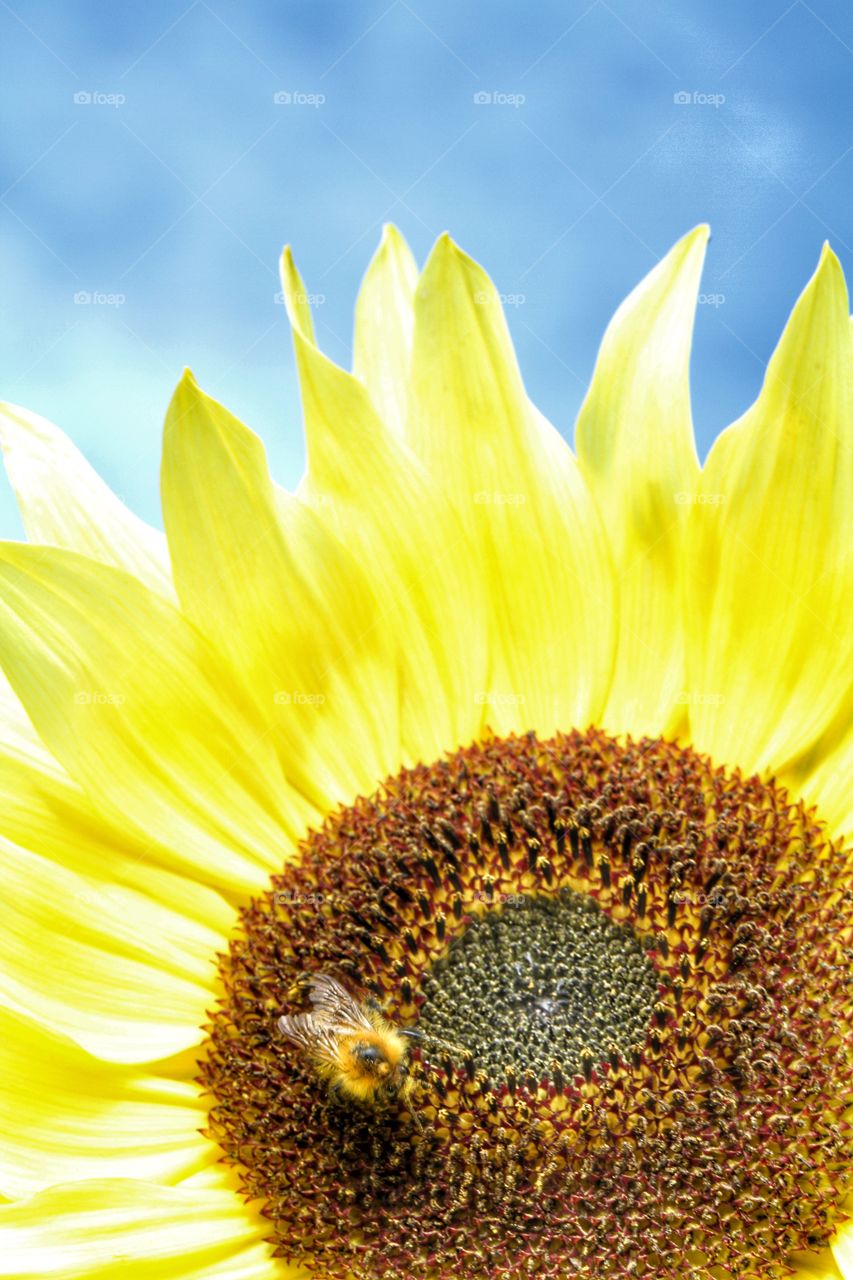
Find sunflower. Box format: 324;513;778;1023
0;224;850;1280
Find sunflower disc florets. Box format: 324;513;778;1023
202;729;852;1280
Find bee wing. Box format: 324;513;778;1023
277;1011;342;1068
304;973;374;1032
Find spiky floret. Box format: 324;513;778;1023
200;729;852;1280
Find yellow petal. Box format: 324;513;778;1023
795;721;853;842
0;670;247;919
281;246;487;762
0;403;174;601
833;1218;853;1280
686;245;853;775
0;839;221;1062
162;370;401;808
0;1008;211;1196
177;1164;245;1194
0;1180;287;1279
0;545;297;896
576;227;708;737
406;234;616;735
353;223;419;437
790;1242;846;1280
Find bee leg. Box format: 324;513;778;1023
401;1096;424;1134
327;1081;348;1110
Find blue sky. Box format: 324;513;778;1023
1;0;852;537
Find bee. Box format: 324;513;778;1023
278;973;423;1117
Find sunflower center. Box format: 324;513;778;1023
201;729;852;1280
418;891;658;1082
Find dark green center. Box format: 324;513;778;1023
417;890;658;1082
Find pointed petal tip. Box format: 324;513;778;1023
683;222;710;255
733;233;852;433
380;222;404;245
280;246;305;298
430;230;462;262
666;223;710;273
280;246;303;296
798;237;849;318
167;371;196;427
816;238;844;280
370;222;414;271
278;250;316;344
420;231;480;290
374;223;419;274
170;368;202;411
